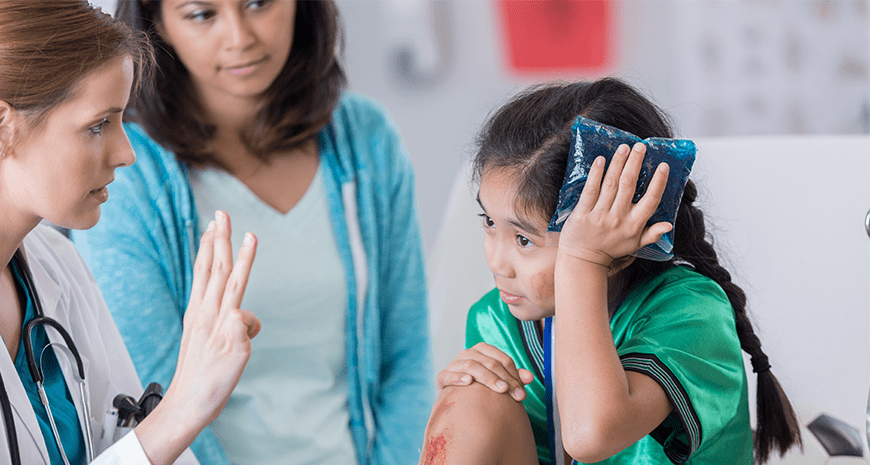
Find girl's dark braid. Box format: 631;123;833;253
672;181;802;463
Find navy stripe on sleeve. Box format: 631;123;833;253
620;353;702;464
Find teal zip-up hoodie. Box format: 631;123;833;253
73;93;434;464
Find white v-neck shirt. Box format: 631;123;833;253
190;163;356;465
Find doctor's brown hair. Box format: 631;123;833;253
116;0;346;167
473;78;802;463
0;0;150;127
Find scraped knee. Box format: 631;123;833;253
419;383;536;465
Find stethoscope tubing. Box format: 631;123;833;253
0;370;21;464
24;317;86;383
39;380;72;465
1;249;94;464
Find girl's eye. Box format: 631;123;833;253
88;118;110;135
479;213;494;228
516;235;531;247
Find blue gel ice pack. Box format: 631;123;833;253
548;116;696;261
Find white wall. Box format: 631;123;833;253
692;136;870;437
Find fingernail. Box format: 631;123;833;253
496;380;508;390
215;210;224;224
243;232;254;245
514;388;525;399
617;144;629;155
634;142;646;152
205;220;215;232
460;375;471;384
596;156;605;166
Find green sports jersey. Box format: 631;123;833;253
466;266;752;465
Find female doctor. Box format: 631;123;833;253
0;1;260;464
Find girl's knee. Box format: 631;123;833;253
420;383;535;465
429;383;525;433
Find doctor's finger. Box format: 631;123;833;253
221;232;257;311
203;210;234;311
232;308;261;340
189;221;216;305
218;308;260;347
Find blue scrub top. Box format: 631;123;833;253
9;257;85;464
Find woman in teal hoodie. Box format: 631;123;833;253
73;1;432;464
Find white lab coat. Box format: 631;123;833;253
0;224;199;464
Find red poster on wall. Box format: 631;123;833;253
496;0;612;73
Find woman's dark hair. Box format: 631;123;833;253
0;0;151;128
473;78;801;463
115;0;346;166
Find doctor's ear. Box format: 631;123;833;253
0;100;25;158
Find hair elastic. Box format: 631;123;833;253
751;354;771;374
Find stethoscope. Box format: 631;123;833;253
1;249;95;465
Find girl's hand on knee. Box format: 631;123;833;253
558;143;672;268
436;342;533;401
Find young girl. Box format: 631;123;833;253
422;78;801;464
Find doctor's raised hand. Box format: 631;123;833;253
135;210;260;464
